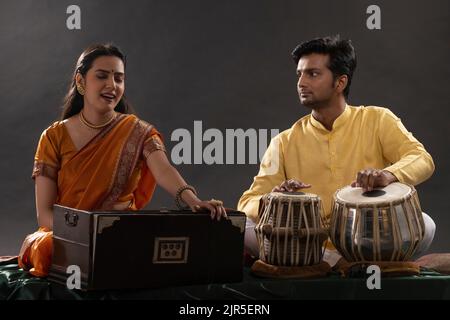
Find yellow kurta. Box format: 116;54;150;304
237;105;435;223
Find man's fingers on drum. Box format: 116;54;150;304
367;173;376;191
280;181;290;189
360;170;370;191
356;171;363;187
283;180;311;192
360;169;381;191
289;180;310;189
289;180;301;187
373;170;388;188
274;180;311;193
362;181;370;192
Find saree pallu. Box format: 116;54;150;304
19;114;165;277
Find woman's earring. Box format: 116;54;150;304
77;84;85;96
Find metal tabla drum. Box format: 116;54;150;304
255;192;328;266
330;182;425;262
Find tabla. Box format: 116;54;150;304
330;182;425;262
255;192;328;266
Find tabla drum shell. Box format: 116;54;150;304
330;183;425;262
255;192;328;266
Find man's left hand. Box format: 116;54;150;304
351;168;398;192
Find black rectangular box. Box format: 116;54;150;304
48;205;246;291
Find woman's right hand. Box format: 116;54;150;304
272;179;312;192
192;199;227;221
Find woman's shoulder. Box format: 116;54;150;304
124;114;158;130
40;120;67;141
125;114;164;141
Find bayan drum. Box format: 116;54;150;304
330;182;425;262
255;192;328;266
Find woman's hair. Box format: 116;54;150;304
60;43;135;120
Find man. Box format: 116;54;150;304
237;35;435;266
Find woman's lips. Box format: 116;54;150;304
100;94;115;102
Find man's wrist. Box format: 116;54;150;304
383;170;398;184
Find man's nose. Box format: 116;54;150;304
297;74;307;88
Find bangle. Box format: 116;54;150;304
175;185;197;209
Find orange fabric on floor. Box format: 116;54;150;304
18;227;53;277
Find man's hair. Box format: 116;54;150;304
291;35;357;98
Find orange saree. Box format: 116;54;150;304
18;113;165;277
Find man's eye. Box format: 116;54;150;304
312;72;318;77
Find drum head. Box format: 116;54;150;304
336;182;412;205
270;191;319;201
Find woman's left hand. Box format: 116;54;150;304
191;199;228;221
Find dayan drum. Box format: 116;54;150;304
255;192;328;266
330;182;425;262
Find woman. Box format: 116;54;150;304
18;44;227;277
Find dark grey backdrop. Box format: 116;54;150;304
1;0;449;255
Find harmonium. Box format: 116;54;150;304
48;204;246;291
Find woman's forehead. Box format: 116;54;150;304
91;56;124;73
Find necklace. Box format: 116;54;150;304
79;111;116;129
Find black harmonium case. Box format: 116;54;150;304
48;204;246;291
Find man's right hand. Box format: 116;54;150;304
272;179;312;192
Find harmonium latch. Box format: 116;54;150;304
64;211;79;227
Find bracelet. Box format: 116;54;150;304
175;185;197;209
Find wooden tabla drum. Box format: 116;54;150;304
255;192;328;266
330;182;425;262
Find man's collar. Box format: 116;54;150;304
310;104;350;132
